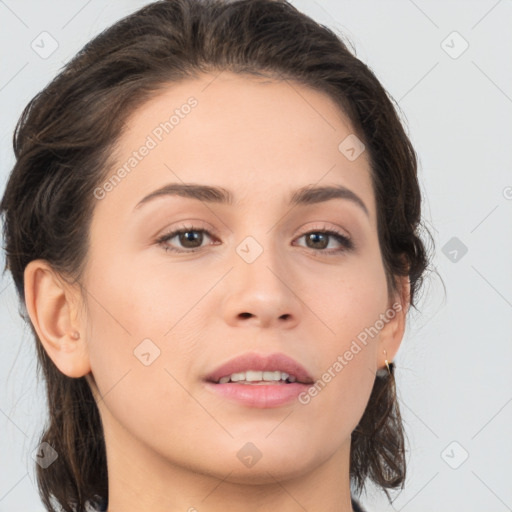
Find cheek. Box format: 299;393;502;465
296;250;388;419
82;272;202;452
307;248;389;350
83;254;182;343
82;252;204;413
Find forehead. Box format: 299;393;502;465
97;71;375;219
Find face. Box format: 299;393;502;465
79;72;402;484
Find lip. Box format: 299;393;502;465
203;352;315;409
204;381;311;408
204;352;314;384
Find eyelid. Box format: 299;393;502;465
155;219;217;240
291;221;350;240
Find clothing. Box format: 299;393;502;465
351;498;367;512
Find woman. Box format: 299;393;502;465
0;0;431;510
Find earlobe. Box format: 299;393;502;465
377;275;411;368
24;260;91;378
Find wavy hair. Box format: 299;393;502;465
1;0;432;510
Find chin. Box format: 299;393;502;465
183;438;329;484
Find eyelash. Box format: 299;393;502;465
156;224;354;255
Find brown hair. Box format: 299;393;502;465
0;0;431;510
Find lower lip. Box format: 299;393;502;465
204;381;310;408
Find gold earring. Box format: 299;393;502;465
384;349;390;373
376;349;392;377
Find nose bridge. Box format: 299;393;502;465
221;227;301;327
231;197;285;280
235;229;288;292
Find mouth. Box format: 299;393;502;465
203;352;315;408
209;370;310;385
205;351;314;385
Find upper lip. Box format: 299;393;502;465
205;352;314;384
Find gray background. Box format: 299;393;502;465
1;1;511;511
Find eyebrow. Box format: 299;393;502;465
134;183;369;216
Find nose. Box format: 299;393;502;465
220;237;302;330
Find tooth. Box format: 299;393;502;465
245;370;263;382
220;370;298;383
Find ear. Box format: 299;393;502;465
377;274;411;370
24;260;91;378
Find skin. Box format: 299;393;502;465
24;72;409;512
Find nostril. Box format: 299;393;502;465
239;312;252;319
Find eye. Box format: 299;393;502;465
156;225;353;255
156;225;217;253
293;228;353;255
